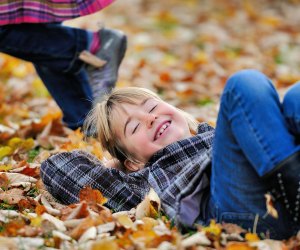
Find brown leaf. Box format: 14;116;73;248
0;188;25;204
0;173;9;190
18;197;37;212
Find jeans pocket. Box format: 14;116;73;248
220;212;279;239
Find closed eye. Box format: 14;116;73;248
149;105;157;113
132;123;139;134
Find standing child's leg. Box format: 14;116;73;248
0;23;92;129
0;23;127;130
210;69;300;239
34;66;92;129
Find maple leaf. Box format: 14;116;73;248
79;186;107;206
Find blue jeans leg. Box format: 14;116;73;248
34;66;92;129
210;69;300;239
283;82;300;136
0;23;92;129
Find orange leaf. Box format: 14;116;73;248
79;186;107;205
245;232;260;242
226;242;255;250
92;239;119;250
35;204;47;215
5;219;26;237
70;216;94;240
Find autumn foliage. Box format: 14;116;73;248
1;0;300;249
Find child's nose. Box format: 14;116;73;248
146;114;157;128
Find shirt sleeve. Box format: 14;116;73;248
40;150;144;211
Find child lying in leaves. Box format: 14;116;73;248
41;69;300;240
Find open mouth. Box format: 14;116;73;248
154;121;171;140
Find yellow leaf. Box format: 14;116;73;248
195;51;208;64
92;239;118;250
136;188;161;219
0;165;12;171
202;220;222;237
0;146;13;160
259;16;282;27
7;137;22;149
141;217;159;230
116;214;134;229
8;137;34;152
12;64;27;78
30;216;43;227
32;77;49;97
22;138;35;151
245;233;260;242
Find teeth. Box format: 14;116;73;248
155;122;170;140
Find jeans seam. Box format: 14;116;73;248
228;88;277;173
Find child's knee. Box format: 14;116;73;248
224;69;275;98
283;82;300;118
283;83;300;108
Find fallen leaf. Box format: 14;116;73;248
136;188;161;219
265;193;278;219
79;186;107;206
0;188;25;204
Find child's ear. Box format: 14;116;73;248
124;159;143;172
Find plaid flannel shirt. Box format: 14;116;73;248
0;0;114;25
40;123;214;226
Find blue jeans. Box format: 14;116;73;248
209;69;300;239
0;23;93;129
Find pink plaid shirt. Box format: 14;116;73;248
0;0;115;25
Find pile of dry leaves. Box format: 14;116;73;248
1;0;300;249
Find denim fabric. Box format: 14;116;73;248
209;69;300;239
283;82;300;136
0;23;93;129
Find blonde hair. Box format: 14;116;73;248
83;87;199;165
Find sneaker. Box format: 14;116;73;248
84;28;127;100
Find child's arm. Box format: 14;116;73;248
40;150;146;211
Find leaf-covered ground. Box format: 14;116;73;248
1;0;300;249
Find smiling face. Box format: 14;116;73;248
111;97;192;165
